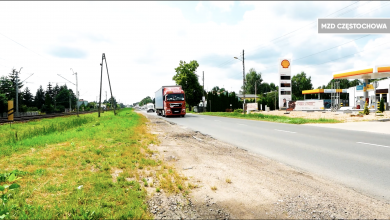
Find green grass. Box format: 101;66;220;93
0;108;189;219
200;112;341;124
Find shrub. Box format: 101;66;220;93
363;101;370;115
379;97;385;112
27;107;38;112
234;109;243;113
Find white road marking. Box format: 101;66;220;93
357;142;390;149
238;124;246;126
274;129;296;134
200;118;204;119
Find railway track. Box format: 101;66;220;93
0;110;112;124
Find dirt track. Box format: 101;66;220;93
141;112;390;219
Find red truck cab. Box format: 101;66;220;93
155;86;186;117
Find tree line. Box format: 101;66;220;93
0;68;120;114
138;59;388;112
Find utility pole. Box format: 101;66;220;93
70;68;79;117
15;67;22;117
103;53;117;115
203;71;205;112
98;53;116;117
106;91;107;103
242;50;246;114
255;82;257;103
69;91;71;112
98;55;104;117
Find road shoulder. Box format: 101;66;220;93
141;112;390;219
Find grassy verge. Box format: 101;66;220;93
0;108;189;219
200;112;341;124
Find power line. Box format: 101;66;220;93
245;1;367;57
303;40;390;68
0;33;45;58
209;1;365;69
293;35;370;62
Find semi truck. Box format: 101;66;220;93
155;86;186;117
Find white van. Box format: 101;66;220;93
146;103;155;112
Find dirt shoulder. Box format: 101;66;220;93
141;112;390;219
252;110;390;123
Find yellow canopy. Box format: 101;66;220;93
333;65;390;80
302;89;347;95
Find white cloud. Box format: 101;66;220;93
195;2;204;11
0;1;389;105
209;1;234;12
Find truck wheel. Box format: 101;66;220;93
181;115;185;117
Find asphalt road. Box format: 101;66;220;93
143;111;390;202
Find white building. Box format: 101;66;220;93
347;78;390;109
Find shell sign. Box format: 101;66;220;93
281;59;290;68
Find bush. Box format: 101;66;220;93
363;101;370;115
55;105;65;113
27;107;38;112
234;109;243;113
379;98;385;112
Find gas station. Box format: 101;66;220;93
299;65;390;111
333;65;390;110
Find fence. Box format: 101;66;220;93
1;111;40;118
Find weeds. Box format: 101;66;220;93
0;109;191;218
211;186;217;191
226;178;232;184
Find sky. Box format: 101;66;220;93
0;1;390;105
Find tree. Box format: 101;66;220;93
139;96;153;106
0;76;13;113
173;60;203;110
0;93;7;114
8;68;24;104
349;79;361;87
46;82;53;99
259;82;271;94
34;86;45;110
291;71;313;100
108;96;117;108
43;92;54;114
270;83;276;91
211;86;220;94
22;87;34;107
266;91;278;110
244;68;263;94
56;86;72;110
0;76;13;101
52;83;60;109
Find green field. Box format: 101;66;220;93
0;109;188;219
200;112;341;124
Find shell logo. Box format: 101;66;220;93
281;59;290;68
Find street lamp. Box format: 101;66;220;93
70;68;79;117
234;49;246;114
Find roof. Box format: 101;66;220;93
333;65;390;80
302;89;348;95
